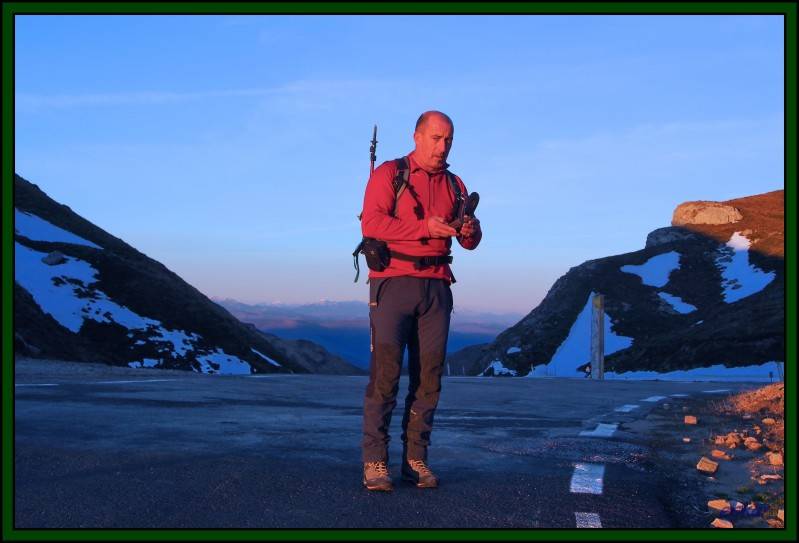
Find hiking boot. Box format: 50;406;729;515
363;461;393;491
402;459;439;488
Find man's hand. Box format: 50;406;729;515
428;216;458;238
459;216;481;238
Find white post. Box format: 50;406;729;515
591;293;605;380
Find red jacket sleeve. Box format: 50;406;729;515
361;161;430;241
454;175;482;250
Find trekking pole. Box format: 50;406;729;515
353;125;378;283
370;125;378;176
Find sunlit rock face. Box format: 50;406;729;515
672;201;743;226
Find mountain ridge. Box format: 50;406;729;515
446;189;784;379
13;173;363;375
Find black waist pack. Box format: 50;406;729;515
359;237;390;272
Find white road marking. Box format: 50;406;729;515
575;512;602;528
16;379;177;387
614;404;639;412
94;379;177;384
579;423;618;437
702;389;731;394
641;395;667;402
570;463;604;495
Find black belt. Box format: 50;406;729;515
390;251;453;270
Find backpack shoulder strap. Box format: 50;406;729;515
445;169;465;215
391;157;410;216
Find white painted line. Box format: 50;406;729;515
95;379;177;384
579;423;618;437
17;379;178;387
575;512;602;528
641;395;667;402
614;404;639;413
702;389;731;394
670;393;689;397
570;463;604;495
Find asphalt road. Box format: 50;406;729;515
13;357;760;529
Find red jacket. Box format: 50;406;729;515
361;151;482;283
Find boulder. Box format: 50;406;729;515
711;518;733;528
724;432;743;449
765;452;783;466
711;449;732;460
672;201;743;226
708;499;730;514
744;438;763;451
757;474;782;485
697;456;719;475
41;250;67;266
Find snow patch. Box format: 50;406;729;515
15;208;102;249
16;241;203;358
715;232;775;303
657;291;697;314
620;251;680;287
528;292;633;378
506;346;521;354
195;348;252;375
251;347;281;367
151;329;203;357
128;358;160;369
481;360;517;376
605;361;784;382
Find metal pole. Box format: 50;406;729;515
591;293;605;380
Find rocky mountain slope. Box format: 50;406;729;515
447;190;784;378
13;173;362;375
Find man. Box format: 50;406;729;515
360;111;482;491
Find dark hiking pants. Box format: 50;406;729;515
361;276;453;463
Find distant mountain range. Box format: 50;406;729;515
447;190;784;381
214;299;522;371
13;173;362;375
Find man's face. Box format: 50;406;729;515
413;115;454;171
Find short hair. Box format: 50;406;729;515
415;111;454;133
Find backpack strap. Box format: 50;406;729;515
353;157;409;283
391;157;410;217
445;170;465;218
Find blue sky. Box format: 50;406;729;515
14;15;784;313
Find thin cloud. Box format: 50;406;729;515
15;87;280;112
15;78;401;113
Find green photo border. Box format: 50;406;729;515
2;1;795;541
